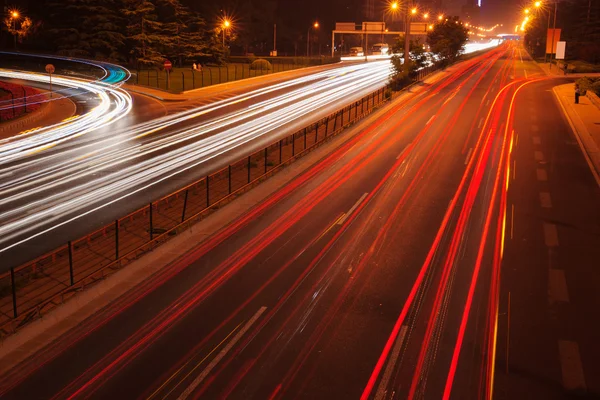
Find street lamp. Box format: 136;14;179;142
221;19;231;47
404;6;418;65
423;13;429;19
438;14;444;21
383;2;400;43
9;10;20;49
307;22;319;57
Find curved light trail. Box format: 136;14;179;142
0;69;133;162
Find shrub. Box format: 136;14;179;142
576;77;600;96
250;59;273;71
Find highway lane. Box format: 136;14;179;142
493;70;600;395
0;44;520;399
0;60;395;269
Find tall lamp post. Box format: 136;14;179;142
307;22;319;57
382;2;399;43
10;11;20;49
222;19;231;47
404;7;418;65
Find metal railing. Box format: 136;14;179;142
0;87;387;336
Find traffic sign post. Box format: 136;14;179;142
164;60;172;91
45;64;55;98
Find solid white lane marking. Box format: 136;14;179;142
426;115;436;126
374;326;408;400
539;192;553;208
478;117;484;129
558;340;587;391
536;168;548;181
533;136;541;145
549;269;570;303
338;193;369;225
543;223;559;247
177;307;267;400
465;148;473;165
534;151;544;161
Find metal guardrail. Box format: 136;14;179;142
0;87;387;337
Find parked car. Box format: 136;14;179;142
349;47;364;57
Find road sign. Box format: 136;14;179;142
555;41;566;59
410;22;428;35
362;22;385;32
164;60;172;71
546;28;561;53
45;64;55;74
336;22;356;31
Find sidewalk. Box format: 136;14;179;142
538;62;600;78
552;84;600;186
0;92;76;140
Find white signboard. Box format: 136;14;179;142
336;22;356;31
410;22;428;35
555;41;566;59
362;22;385;32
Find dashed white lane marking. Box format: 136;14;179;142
533;136;541;145
338;192;369;225
531;125;540;132
478;117;484;129
177;306;267;400
534;151;545;161
524;69;529;79
543;223;559;247
510;204;515;239
539;192;553;208
374;326;408;400
549;269;570;303
465;148;473;165
426;115;436;126
558;340;587;392
531;114;538;122
536;168;548;181
486;99;490;106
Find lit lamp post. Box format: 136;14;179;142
222;19;231;47
307;21;319;57
10;10;20;49
404;7;418;65
382;2;399;43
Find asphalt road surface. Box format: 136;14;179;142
1;43;598;399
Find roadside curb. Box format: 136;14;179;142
552;85;600;187
122;85;188;102
0;98;50;136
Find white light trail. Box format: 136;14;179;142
0;61;393;254
0;69;133;163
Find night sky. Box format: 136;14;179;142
184;0;518;32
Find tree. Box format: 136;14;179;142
44;0;125;61
122;0;174;67
427;16;469;65
389;38;428;90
